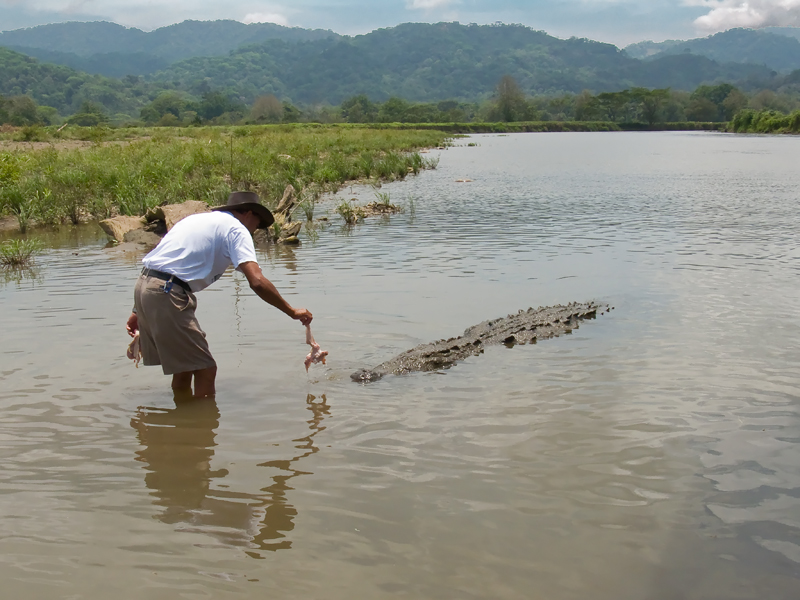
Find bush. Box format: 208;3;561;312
336;200;365;225
0;238;41;267
730;108;797;134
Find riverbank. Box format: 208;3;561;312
0;126;447;234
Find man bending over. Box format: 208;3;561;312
126;191;312;398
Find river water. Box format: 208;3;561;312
1;132;799;599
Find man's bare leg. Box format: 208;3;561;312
193;366;217;398
172;372;193;394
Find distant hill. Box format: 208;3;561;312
624;28;800;72
624;40;683;59
3;46;170;79
150;22;775;105
0;46;141;116
151;23;636;103
0;21;787;119
764;27;800;41
0;19;339;76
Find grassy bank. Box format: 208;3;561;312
0;126;447;232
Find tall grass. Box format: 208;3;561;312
0;125;447;230
374;191;392;206
0;238;42;267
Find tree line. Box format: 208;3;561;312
2;74;799;129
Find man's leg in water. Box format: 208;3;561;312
193;366;217;398
172;366;216;398
172;372;193;394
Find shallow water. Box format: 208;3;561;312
1;131;799;599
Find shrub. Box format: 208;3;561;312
0;238;41;268
336;200;365;225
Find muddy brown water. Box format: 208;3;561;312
1;132;799;599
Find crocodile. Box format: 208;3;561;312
351;301;609;383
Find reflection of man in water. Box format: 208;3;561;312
125;191;313;399
131;394;329;555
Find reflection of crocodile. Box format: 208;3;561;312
351;302;609;383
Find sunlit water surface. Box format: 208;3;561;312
1;132;799;599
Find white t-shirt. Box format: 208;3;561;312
142;211;258;292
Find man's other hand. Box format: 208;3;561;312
126;312;139;337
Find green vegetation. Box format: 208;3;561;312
730;109;800;133
148;23;778;105
5;68;795;132
0;47;145;120
374;191;391;206
5;22;800;126
561;83;761;125
0;20;338;72
0;126;446;230
0;238;42;268
336;199;366;225
297;197;317;222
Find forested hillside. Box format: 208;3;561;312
2;47;171;79
150;22;775;104
0;47;142;117
0;21;794;122
0;20;339;76
625;28;800;72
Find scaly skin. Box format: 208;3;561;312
351;302;609;383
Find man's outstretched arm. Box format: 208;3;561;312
238;261;312;325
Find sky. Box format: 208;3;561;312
0;0;798;47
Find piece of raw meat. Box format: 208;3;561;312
304;324;328;371
127;330;141;367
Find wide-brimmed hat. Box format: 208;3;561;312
212;191;274;229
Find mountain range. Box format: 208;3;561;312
0;20;337;65
145;24;778;105
2;21;799;79
0;20;798;118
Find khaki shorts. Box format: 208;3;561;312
133;273;216;375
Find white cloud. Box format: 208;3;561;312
407;0;456;10
687;0;800;32
243;11;288;26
